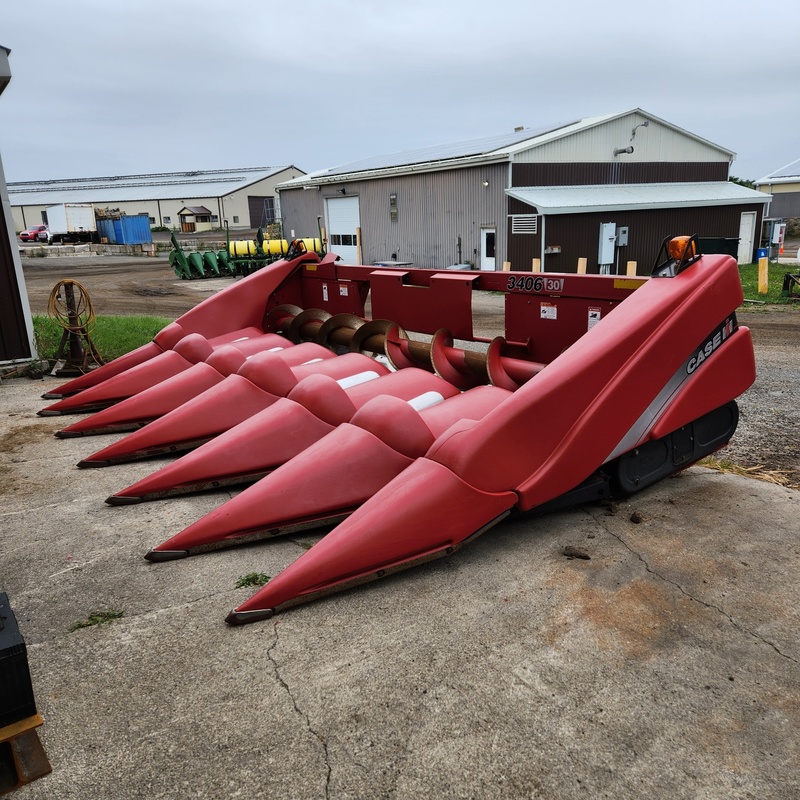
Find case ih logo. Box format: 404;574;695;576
687;317;736;375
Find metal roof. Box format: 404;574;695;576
279;120;590;187
756;158;800;185
7;167;297;206
279;109;736;188
321;123;579;177
506;182;771;215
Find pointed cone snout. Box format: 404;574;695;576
42;340;166;400
40;348;201;416
79;352;383;467
145;422;417;556
226;459;517;623
55;361;234;437
109;397;337;501
78;375;281;466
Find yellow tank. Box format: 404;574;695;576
264;239;289;255
229;240;257;256
229;238;322;257
300;238;323;253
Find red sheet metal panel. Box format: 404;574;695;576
369;270;479;338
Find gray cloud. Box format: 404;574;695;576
2;0;798;182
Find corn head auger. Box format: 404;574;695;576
168;229;324;280
40;236;756;624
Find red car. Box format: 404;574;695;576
19;225;47;242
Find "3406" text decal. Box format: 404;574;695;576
506;275;565;293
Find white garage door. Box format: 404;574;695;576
326;196;360;263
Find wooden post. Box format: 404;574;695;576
0;713;51;792
758;255;769;294
626;260;637;276
531;258;541;272
356;227;363;265
577;258;587;274
502;261;511;272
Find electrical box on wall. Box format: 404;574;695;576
598;222;616;267
618;227;629;247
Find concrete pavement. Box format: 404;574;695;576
1;375;798;799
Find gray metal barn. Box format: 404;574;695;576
8;166;305;236
756;158;800;219
277;109;770;274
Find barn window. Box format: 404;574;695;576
511;215;538;234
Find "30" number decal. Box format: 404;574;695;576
506;275;564;293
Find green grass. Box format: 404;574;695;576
69;610;125;632
33;315;172;362
235;572;271;589
738;262;796;305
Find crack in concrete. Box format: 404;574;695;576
586;508;799;665
267;624;332;798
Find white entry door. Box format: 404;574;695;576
737;211;756;264
480;227;496;271
326;196;360;263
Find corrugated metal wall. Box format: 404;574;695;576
513;113;732;166
766;192;800;218
512;162;728;187
278;189;325;239
96;215;152;245
506;204;764;274
281;164;509;267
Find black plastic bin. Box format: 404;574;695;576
0;593;37;729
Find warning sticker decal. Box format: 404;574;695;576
540;302;557;320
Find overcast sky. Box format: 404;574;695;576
2;0;798;184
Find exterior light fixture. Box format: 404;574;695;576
482;180;489;187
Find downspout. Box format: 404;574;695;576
540;215;546;271
157;200;162;227
506;158;513;268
